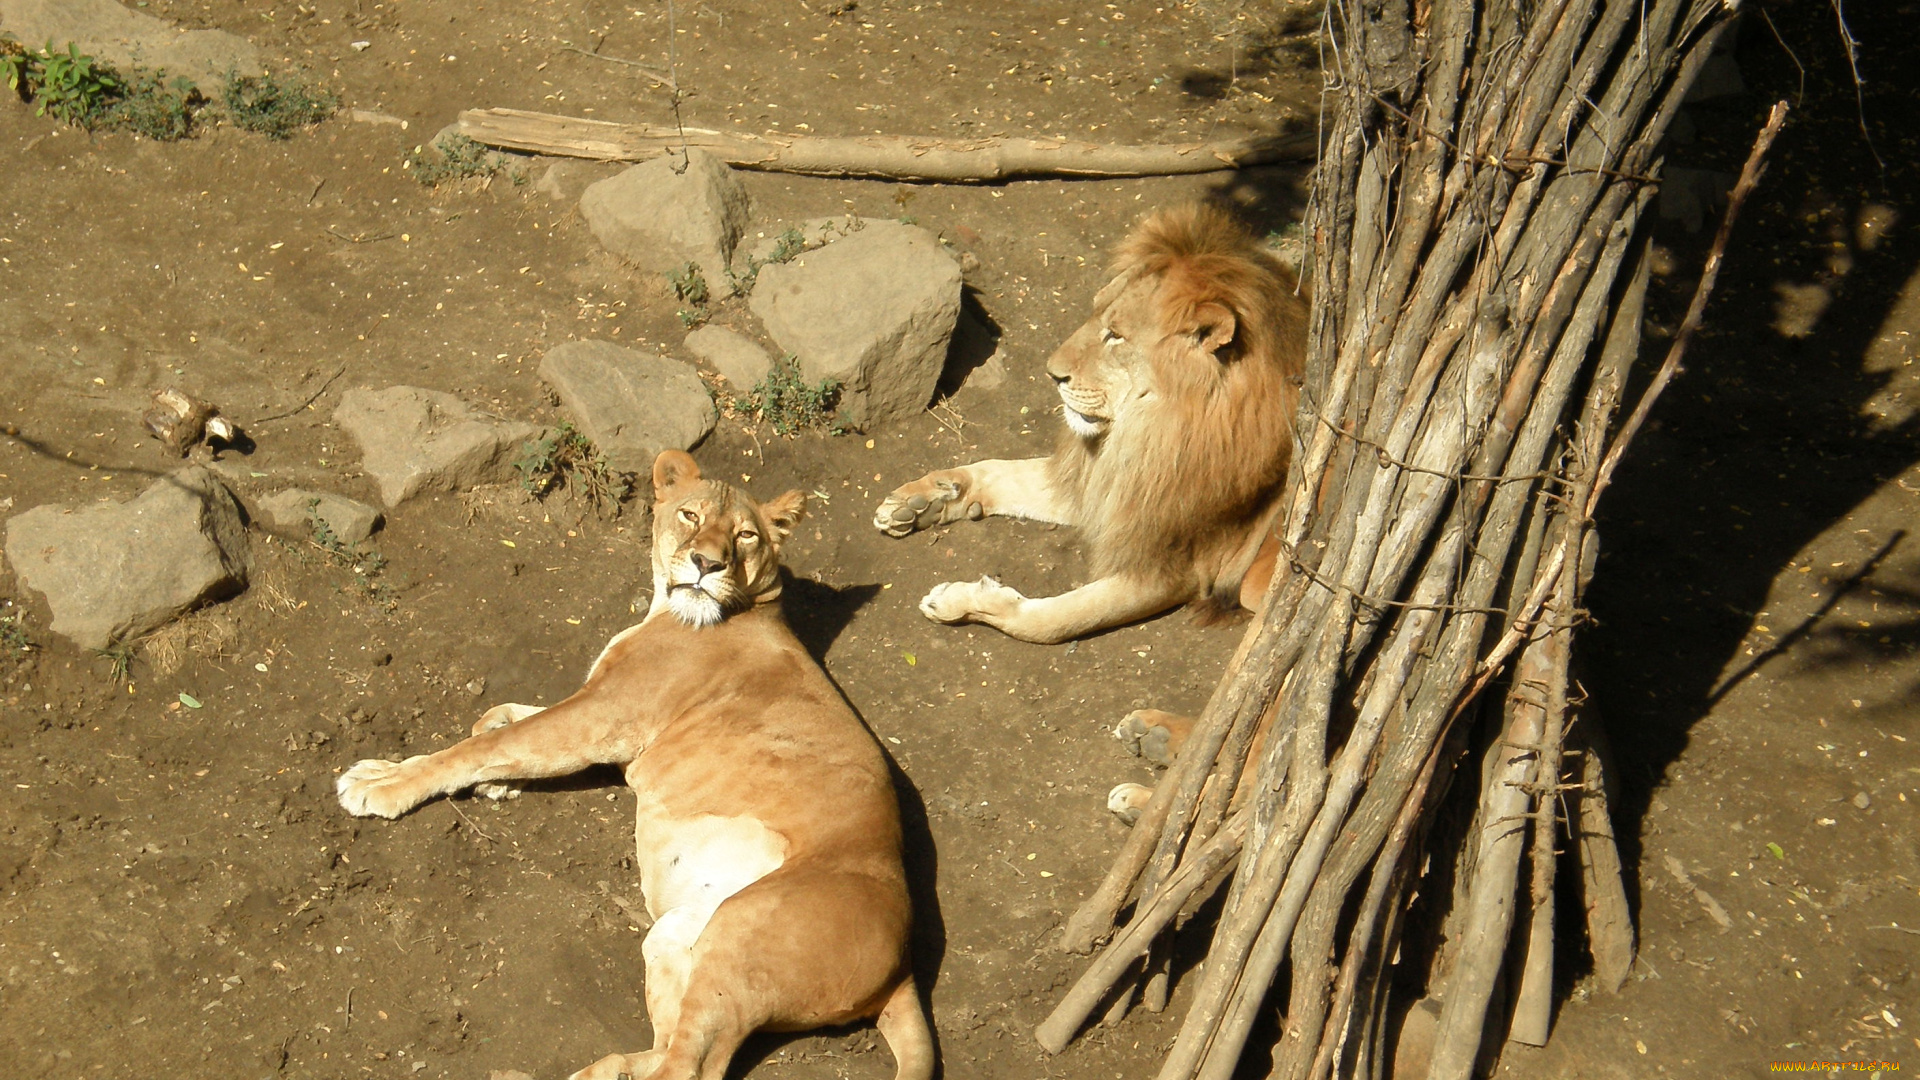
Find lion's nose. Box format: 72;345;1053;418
690;551;723;576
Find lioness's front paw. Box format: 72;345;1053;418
873;472;977;537
336;756;432;819
919;576;1026;625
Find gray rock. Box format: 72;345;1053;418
684;326;773;390
533;159;621;203
333;386;538;508
538;341;717;474
579;149;751;297
3;467;249;649
257;489;383;545
0;0;264;89
750;223;962;429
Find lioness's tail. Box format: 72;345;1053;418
877;975;936;1080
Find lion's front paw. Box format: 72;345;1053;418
873;472;976;538
919;576;1026;625
1107;782;1154;825
1114;711;1177;767
336;756;433;819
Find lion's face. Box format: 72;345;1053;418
649;451;807;628
1045;269;1236;440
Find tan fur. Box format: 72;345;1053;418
874;203;1307;643
338;450;933;1080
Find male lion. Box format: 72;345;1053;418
337;450;933;1080
873;203;1306;645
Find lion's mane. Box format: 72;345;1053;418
1048;204;1307;605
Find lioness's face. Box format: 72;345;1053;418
649;451;806;628
1044;272;1171;439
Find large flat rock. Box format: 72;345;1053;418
0;0;264;88
333;386;538;508
683;325;773;391
578;149;751;296
749;223;962;429
538;340;716;474
3;467;249;650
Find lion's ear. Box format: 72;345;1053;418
760;490;808;542
653;450;702;497
1192;302;1238;359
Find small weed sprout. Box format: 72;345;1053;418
93;642;135;684
724;227;807;296
670;262;711;328
305;500;394;608
0;609;32;656
745;357;843;437
222;71;336;139
515;423;633;518
405;133;509;185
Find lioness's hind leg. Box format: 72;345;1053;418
876;976;936;1080
471;703;545;800
568;1049;663;1080
1113;709;1193;767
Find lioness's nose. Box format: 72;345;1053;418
690;551;723;576
1047;369;1069;385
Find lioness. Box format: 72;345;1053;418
874;205;1307;817
336;450;933;1080
874;203;1307;645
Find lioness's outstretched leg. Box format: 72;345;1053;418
470;702;546;801
918;573;1188;644
336;700;630;819
874;458;1067;537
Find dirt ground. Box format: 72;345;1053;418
0;2;1914;1079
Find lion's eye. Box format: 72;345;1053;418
737;530;759;545
678;508;699;525
1101;327;1125;346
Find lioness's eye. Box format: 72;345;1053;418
1101;327;1124;345
737;530;759;544
678;508;699;525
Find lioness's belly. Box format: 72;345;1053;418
633;806;787;920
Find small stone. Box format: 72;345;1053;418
4;467;249;649
465;678;487;698
579;149;751;296
334;386;538;509
539;341;716;475
750;223;962;429
257;489;383;545
1852;791;1871;810
488;1071;535;1080
683;326;773;390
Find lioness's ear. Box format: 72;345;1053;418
653;450;701;496
760;490;808;542
1191;302;1237;359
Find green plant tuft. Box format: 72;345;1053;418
745;357;843;437
724;227;807;296
0;609;32;656
405;132;508;185
222;71;336;139
105;70;203;140
669;262;711;328
515;423;632;518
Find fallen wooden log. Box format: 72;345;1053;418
455;107;1316;182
